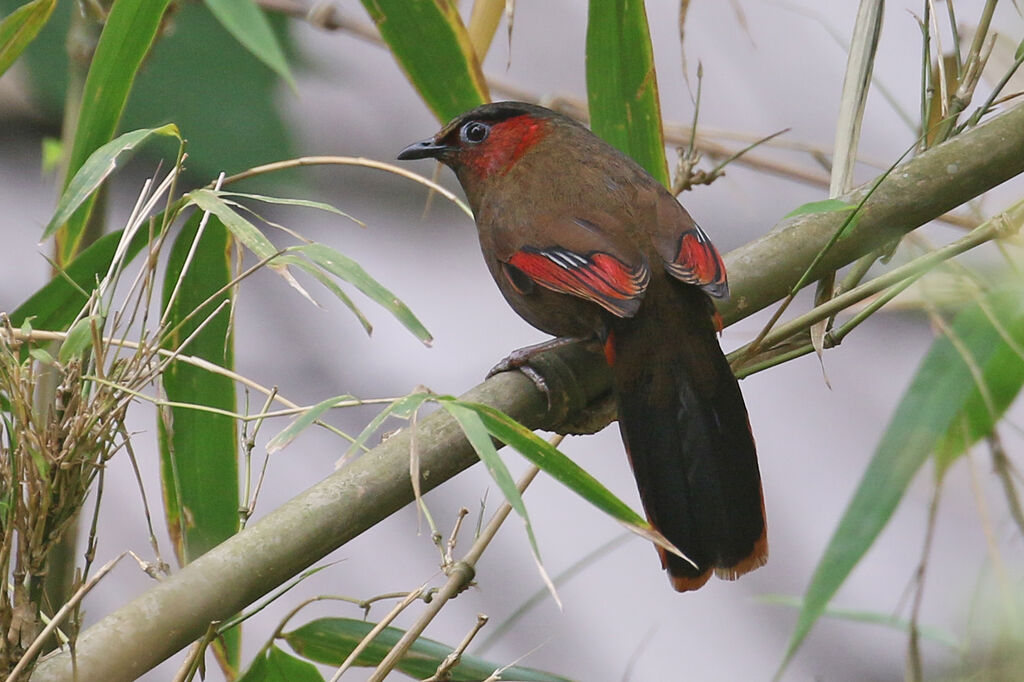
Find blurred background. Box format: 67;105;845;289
2;0;1024;680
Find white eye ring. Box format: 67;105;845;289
461;121;490;144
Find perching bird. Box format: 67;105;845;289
398;101;766;591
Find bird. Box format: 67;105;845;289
398;101;766;592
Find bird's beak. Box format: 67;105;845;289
397;138;451;161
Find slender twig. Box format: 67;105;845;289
327;586;428;682
960;48;1024;131
159;174;225;328
3;553;125;682
990;434;1024;538
444;508;470;567
367;455;550;682
241;388;279;526
425;614;489;682
729;205;1019;367
905;479;943;682
931;0;999;143
216;157;473;219
118;425;164;573
733;272;917;378
476;532;633;654
966;450;1014;624
5;326;392;438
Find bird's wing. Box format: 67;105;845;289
494;214;650;318
652;193;729;299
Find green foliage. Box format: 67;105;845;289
360;0;489;122
43;125;181;242
779;282;1024;674
238;645;323;682
159;210;239;563
57;0;174;263
585;0;669;186
283;617;572;681
4;0;1024;679
1;0;294;181
202;0;294;88
0;0;54;77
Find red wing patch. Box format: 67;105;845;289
665;226;729;299
505;247;648;318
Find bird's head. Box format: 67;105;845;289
398;101;573;186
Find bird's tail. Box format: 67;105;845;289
607;281;767;591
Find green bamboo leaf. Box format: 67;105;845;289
216;191;364;227
238;645;323;682
585;0;668;186
43;125;181;242
339;392;431;462
360;0;488;122
784;198;862;239
58;0;174;264
783;198;858;219
932;291;1024;474
448;400;646;528
296;243;433;346
28;348;55;366
203;0;295;88
186;192;329;307
0;0;56;77
185;188;279;260
284;618;572;682
273;254;373;335
442;401;542;561
266;394;357;454
778;283;1024;676
759;594;961;650
58;314;100;362
160;210;239;561
159;211;240;661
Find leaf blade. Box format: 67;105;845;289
297;243;433;346
448;400;647;529
585;0;669;186
284;617;571;682
159;211;240;564
203;0;295;88
0;0;56;78
58;0;175;263
43;125;181;241
778;283;1024;675
359;0;488;122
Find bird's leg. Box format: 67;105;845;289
488;335;617;434
487;336;590;378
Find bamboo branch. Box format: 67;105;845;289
29;101;1024;682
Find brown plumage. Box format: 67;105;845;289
399;101;766;591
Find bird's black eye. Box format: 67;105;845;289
461;121;490;144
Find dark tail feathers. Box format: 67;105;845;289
609;283;766;592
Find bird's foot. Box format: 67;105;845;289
487;336;588;379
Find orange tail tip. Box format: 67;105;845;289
712;529;769;582
657;526;768;592
714;497;769;582
671;569;713;593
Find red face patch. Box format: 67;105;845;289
463;115;550;178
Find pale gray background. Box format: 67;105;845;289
2;1;1024;680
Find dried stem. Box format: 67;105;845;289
367;462;546;682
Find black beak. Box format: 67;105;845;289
397;138;451;161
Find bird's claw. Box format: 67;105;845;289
488;352;551;400
487;347;535;378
